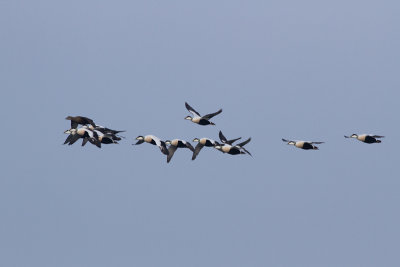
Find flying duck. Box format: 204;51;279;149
134;135;169;155
218;130;241;145
344;134;384;144
88;125;125;141
165;139;195;163
215;137;252;156
65;116;96;129
184;102;222;126
64;127;101;148
192;138;220;160
282;138;324;150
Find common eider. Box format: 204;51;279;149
215;137;252;156
344;134;384;144
282;138;324;150
184;102;222;126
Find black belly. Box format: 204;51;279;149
199;119;211;125
302;143;314;150
228;148;242;155
102;138;114;144
204;140;214;147
363;136;376;143
177;142;186;148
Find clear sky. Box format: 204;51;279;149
1;0;399;266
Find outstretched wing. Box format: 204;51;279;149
185;142;195;152
167;146;178;163
242;147;253;157
226;137;241;145
70;121;78;129
82;137;89;146
203;109;222;120
282;138;290;142
237;137;251;147
64;134;73;145
134;139;144;145
372;135;384;138
185;102;201;117
219;131;241;145
89;138;101;148
311;141;324;144
192;143;204;160
219;131;228;143
82;117;96;128
68;134;81;145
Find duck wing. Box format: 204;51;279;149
203;109;222;120
185;102;201;117
219;131;228;143
82;137;90;147
242;147;253;157
159;141;169;156
64;134;73;145
68;134;81;145
82;117;96;128
167;146;178;163
192;143;204;160
70;121;78;129
237;137;251;147
185;142;195;152
226;137;241;145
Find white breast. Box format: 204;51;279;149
192;117;201;123
358;134;367;141
295;141;305;148
171;139;179;146
222;145;231;153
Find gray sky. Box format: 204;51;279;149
1;0;399;266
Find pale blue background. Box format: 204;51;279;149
0;1;399;266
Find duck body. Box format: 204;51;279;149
192;138;220;160
295;141;316;150
191;117;215;126
216;144;245;155
215;137;252;156
345;134;384;144
196;138;219;147
282;139;323;150
167;139;194;149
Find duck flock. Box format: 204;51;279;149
63;102;384;163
